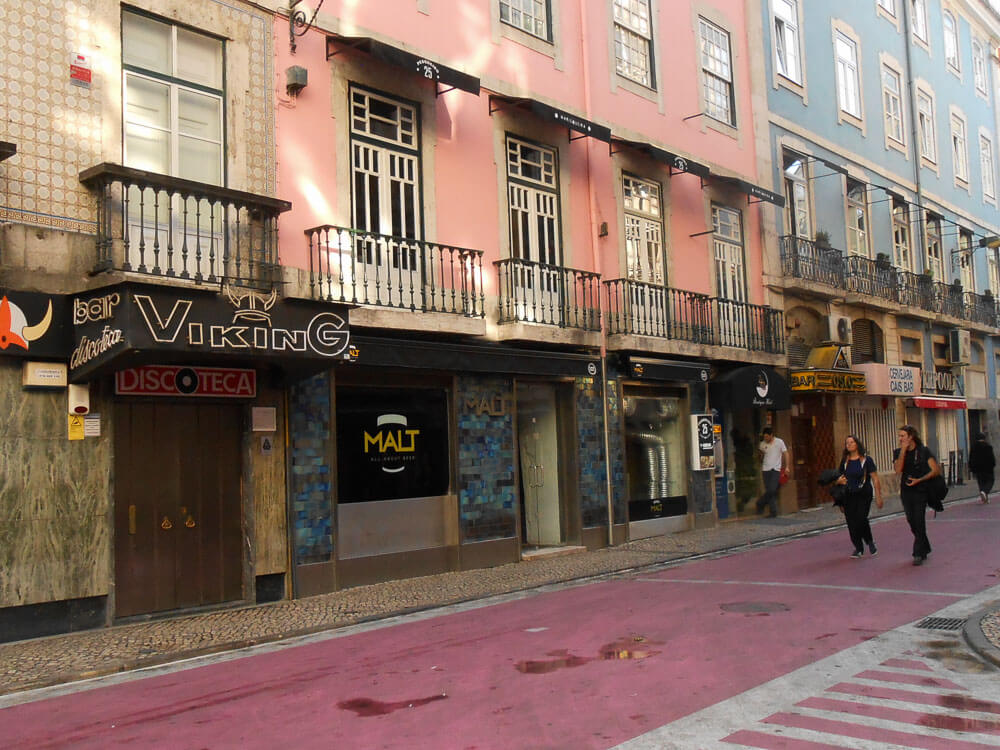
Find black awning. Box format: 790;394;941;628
350;335;600;377
713;176;785;207
489;95;612;143
0;141;15;162
326;35;480;95
621;355;710;383
818;157;849;176
710;365;790;411
611;138;711;178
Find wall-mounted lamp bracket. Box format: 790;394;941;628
289;0;326;54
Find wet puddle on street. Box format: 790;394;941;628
515;636;662;673
338;694;448;717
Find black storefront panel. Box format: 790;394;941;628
337;387;450;502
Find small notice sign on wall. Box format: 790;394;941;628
70;53;92;88
84;414;101;437
68;414;84;440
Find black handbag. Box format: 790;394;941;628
925;473;947;512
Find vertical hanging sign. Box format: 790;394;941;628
690;414;716;471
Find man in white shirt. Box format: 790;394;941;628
755;427;789;518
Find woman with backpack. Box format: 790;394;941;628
893;425;941;566
833;435;883;558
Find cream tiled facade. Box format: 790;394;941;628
0;0;275;246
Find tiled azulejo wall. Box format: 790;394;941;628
576;376;610;527
289;372;333;564
457;376;516;542
0;0;274;235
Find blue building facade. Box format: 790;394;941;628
758;0;1000;501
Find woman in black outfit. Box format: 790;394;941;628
834;435;883;558
893;425;941;566
968;432;995;504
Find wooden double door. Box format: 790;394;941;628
114;402;243;617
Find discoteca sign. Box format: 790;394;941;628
116;365;256;398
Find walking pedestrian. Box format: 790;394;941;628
893;425;941;566
756;427;788;518
833;435;883;558
968;432;995;504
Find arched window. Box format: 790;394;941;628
851;319;885;364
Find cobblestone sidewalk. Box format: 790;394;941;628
2;491;997;697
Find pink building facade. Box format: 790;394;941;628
275;1;790;595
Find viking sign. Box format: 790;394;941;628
70;283;351;378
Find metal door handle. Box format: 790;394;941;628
161;516;173;530
128;505;136;535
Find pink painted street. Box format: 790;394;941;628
3;500;999;749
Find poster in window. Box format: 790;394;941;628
337;387;450;502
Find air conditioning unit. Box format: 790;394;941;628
824;315;852;346
949;329;971;365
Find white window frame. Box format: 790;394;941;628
783;150;811;238
505;135;560;266
772;0;801;84
500;0;551;41
973;39;989;95
892;198;912;271
917;89;936;163
882;63;904;146
846;180;871;258
943;11;960;74
925;214;943;280
981;133;996;201
911;0;928;44
121;12;225;185
834;31;861;120
698;18;736;127
959;230;975;290
614;0;654;89
712;205;746;302
877;0;897;17
951;112;969;184
622;174;665;284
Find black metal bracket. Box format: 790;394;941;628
682;112;705;121
689;229;714;238
290;0;326;54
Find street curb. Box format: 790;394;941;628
963;602;1000;668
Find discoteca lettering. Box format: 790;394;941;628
70;326;124;369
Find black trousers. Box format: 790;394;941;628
975;472;994;494
843;490;874;551
901;488;932;558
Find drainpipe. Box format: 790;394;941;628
901;0;927;263
577;0;616;546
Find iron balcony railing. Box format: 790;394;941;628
779;235;844;287
604;279;712;343
713;298;786;353
305;225;485;317
80;163;289;289
495;258;601;330
896;269;935;310
846;256;897;299
934;281;966;319
965;292;999;326
604;279;784;354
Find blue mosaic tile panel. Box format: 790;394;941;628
289;372;334;564
457;376;516;542
605;377;627;524
576;376;609;528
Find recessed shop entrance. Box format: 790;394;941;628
516;382;576;549
114;402;243;617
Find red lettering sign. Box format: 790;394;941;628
115;365;256;398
